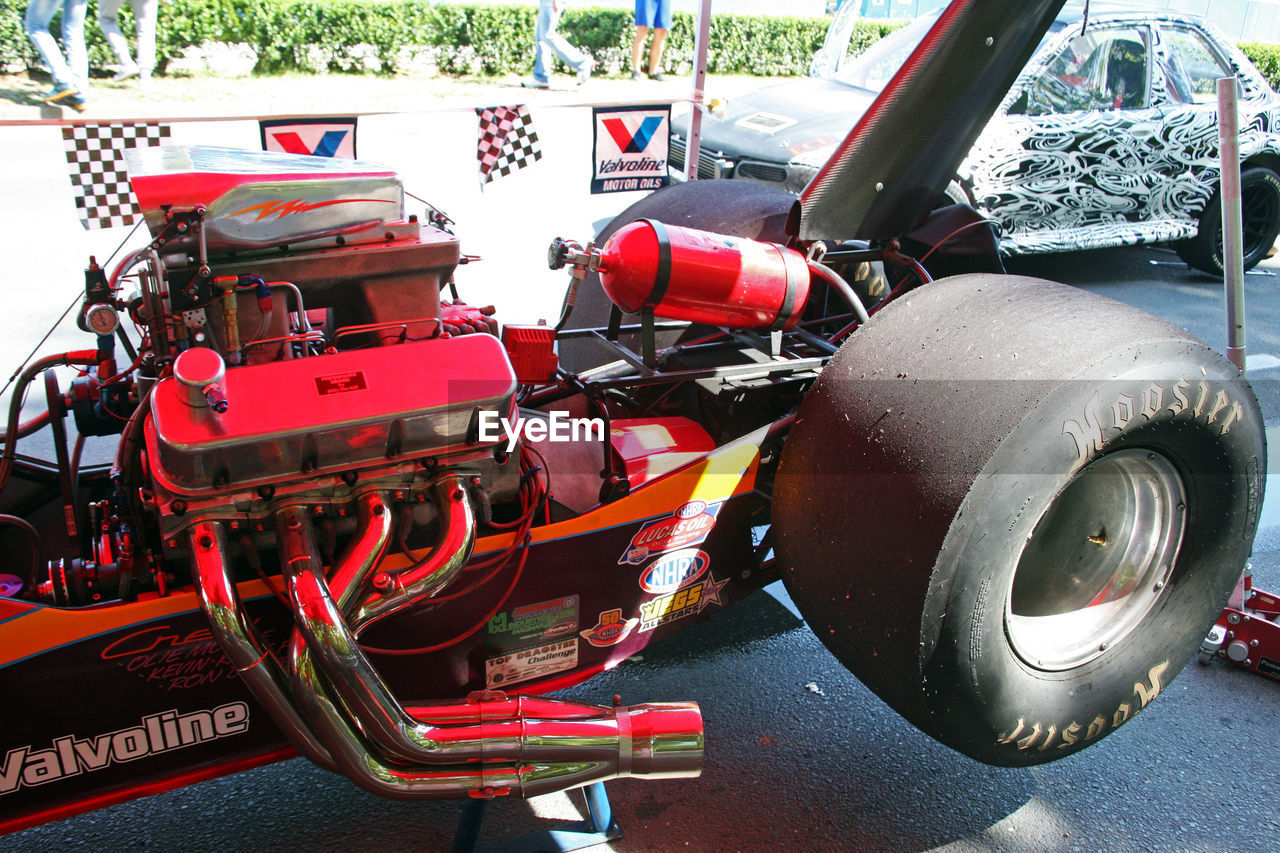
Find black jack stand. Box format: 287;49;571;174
451;782;622;853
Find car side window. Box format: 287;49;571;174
1158;27;1232;104
1016;27;1150;116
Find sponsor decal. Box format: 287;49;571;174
485;639;578;688
0;702;250;796
580;608;641;648
639;573;728;633
1258;657;1280;680
619;500;722;566
488;596;579;653
639;549;710;594
260;117;358;158
591;105;671;194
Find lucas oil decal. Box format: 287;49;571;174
619;500;722;566
580;608;641;647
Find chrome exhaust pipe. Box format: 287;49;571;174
342;477;476;632
190;479;704;801
189;521;335;770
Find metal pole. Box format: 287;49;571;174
1219;76;1246;372
684;0;713;181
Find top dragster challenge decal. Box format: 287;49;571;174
618;500;723;566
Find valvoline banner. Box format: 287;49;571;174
260;117;358;159
591;105;671;195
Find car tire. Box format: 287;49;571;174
1177;165;1280;274
772;273;1265;766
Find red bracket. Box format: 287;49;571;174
1201;568;1280;681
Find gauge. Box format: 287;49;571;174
84;303;119;335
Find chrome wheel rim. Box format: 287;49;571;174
1006;449;1186;671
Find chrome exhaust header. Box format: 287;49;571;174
190;477;703;800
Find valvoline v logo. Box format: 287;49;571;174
260;118;358;159
602;116;665;154
619;500;722;566
639;549;710;594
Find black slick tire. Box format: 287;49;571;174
773;274;1265;766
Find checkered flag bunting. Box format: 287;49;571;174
476;105;541;186
62;123;171;230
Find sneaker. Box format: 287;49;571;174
521;78;550;89
63;93;86;113
111;64;140;82
43;84;80;104
648;70;665;81
630;70;644;81
576;58;595;86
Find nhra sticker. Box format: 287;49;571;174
639;549;710;594
487;596;579;653
580;608;641;648
485;639;578;688
619;500;722;566
639;573;728;633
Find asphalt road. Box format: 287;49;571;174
3;101;1280;850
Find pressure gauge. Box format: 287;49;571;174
84;303;119;336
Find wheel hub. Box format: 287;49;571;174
1006;449;1186;671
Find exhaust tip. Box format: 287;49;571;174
624;702;704;780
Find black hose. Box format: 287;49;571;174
807;261;871;327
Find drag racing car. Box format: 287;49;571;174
0;0;1265;836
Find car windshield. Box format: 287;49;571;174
828;7;1064;94
829;11;941;93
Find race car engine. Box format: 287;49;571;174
20;146;703;802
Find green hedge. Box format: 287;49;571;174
7;1;1275;88
0;0;897;78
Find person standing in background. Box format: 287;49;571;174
631;0;671;81
24;0;89;110
99;0;159;83
523;0;595;89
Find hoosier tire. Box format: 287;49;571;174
773;274;1265;766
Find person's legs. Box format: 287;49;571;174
631;26;649;75
60;0;89;92
24;0;75;91
532;0;553;84
98;0;134;69
545;6;589;73
132;0;159;81
648;28;666;75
